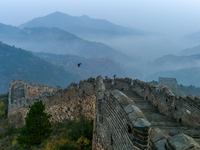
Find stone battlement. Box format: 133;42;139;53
8;76;200;149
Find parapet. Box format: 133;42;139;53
8;77;99;116
96;89;151;149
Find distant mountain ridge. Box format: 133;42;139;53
178;44;200;56
0;42;80;93
0;23;20;35
0;24;134;63
19;11;146;38
146;53;200;87
184;31;200;41
146;67;200;87
33;52;127;79
152;54;200;66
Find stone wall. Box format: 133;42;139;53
8;79;58;107
95;90;151;150
102;77;200;129
8;76;200;149
8;77;98;125
150;128;200;149
131;79;200;129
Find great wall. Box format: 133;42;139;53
8;76;200;150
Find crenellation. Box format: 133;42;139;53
130;78;200;130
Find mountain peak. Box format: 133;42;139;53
81;15;90;18
18;11;146;37
48;11;69;17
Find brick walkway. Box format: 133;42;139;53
122;90;200;145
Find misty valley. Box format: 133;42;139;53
1;11;200;96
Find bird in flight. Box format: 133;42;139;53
78;63;82;67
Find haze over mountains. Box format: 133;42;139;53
178;44;200;56
184;31;200;43
0;23;134;64
19;11;146;39
1;11;200;92
18;11;187;60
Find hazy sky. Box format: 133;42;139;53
0;0;200;37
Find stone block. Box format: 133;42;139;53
132;118;151;132
154;138;167;150
98;82;105;92
124;105;141;114
111;90;128;99
168;129;179;136
187;94;195;100
133;136;149;145
158;122;167;126
166;133;200;150
150;127;169;143
111;90;134;107
128;111;146;123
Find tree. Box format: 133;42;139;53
17;101;52;148
8;112;23;134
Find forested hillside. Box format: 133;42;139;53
0;42;80;93
33;52;126;79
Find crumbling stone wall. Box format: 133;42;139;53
8;77;98;125
8;76;200;149
8;79;58;107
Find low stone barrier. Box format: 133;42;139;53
95;88;151;150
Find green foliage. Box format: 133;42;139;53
43;117;93;150
150;80;158;85
0;93;8;120
0;115;93;150
167;84;185;96
17;101;52;148
63;116;93;142
0;95;93;149
165;84;200;96
0;102;6;116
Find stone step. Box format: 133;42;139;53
123;90;200;145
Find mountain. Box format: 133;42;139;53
0;25;134;64
0;23;20;36
151;54;200;70
0;42;80;94
143;53;200;85
33;52;127;79
178;44;200;56
146;67;200;87
184;31;200;42
18;11;145;38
